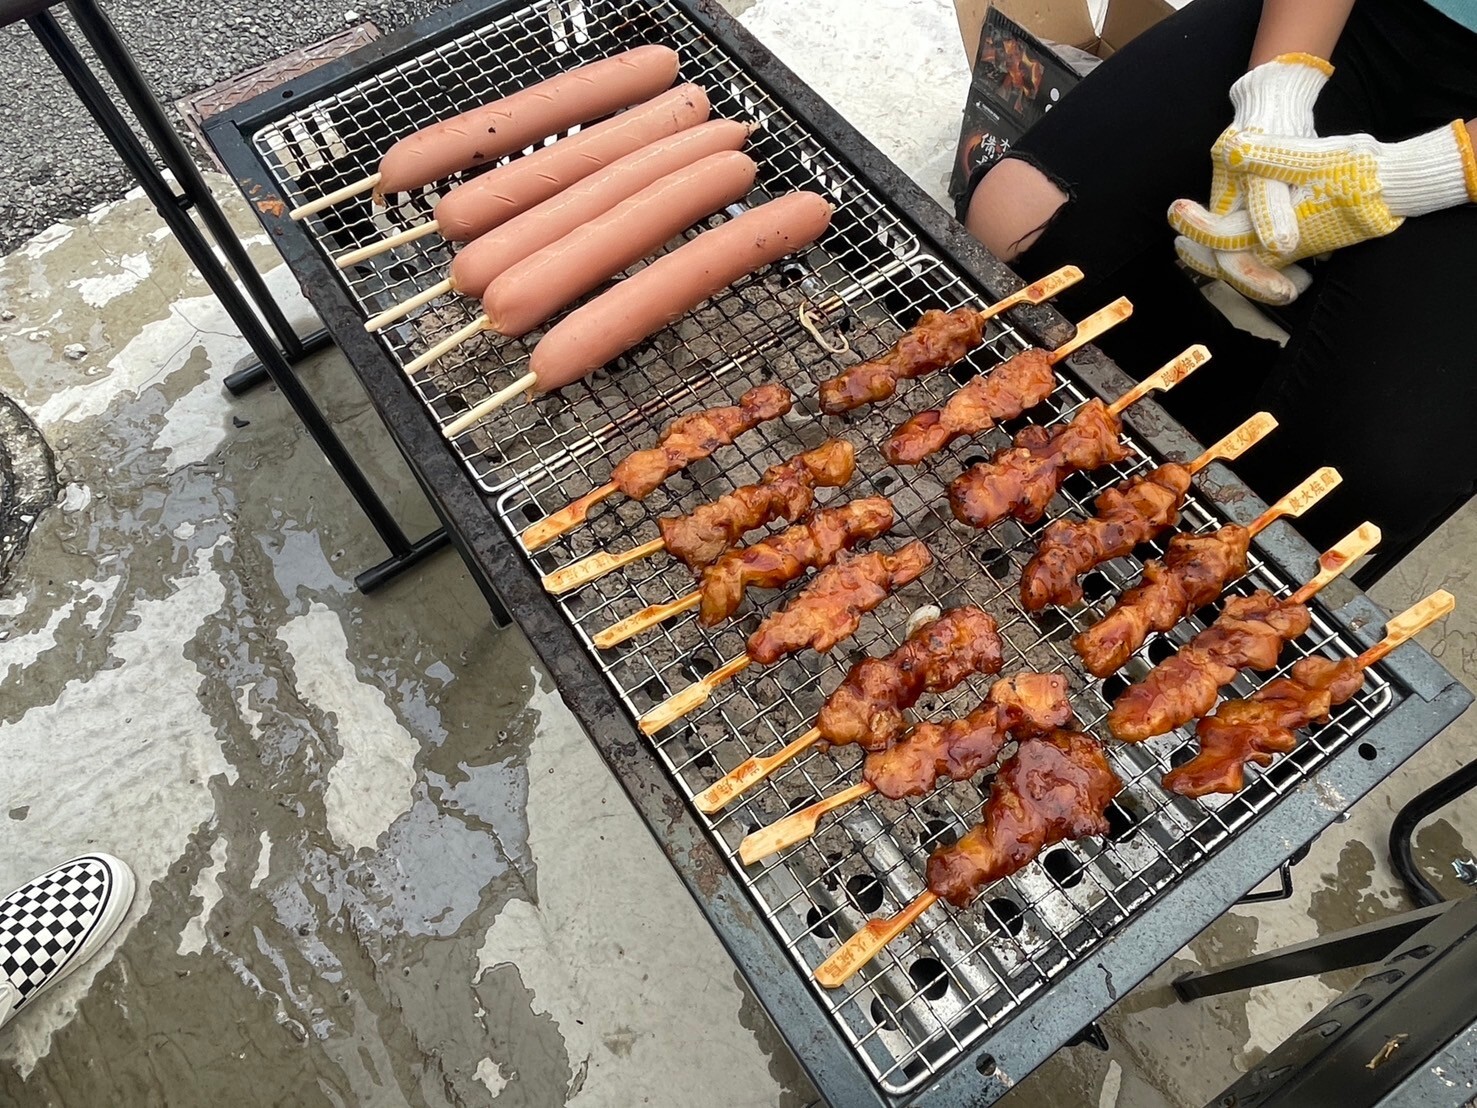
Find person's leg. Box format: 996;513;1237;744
962;0;1278;397
1230;205;1477;583
965;0;1263;281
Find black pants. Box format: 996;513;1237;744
977;0;1477;583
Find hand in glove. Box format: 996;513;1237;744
1166;52;1331;304
1171;120;1477;304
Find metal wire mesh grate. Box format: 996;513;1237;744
251;0;1397;1094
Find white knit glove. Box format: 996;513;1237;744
1167;53;1332;304
1172;121;1477;303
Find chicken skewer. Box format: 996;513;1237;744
1163;590;1454;798
541;440;854;594
947;346;1211;531
520;382;792;551
1019;411;1277;611
816;266;1087;414
813;730;1123;989
881;298;1137;466
591;498;894;649
637;541;934;735
1107;523;1381;743
1072;465;1344;679
739;673;1072;864
692;606;1003;812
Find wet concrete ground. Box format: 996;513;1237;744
2;1;1475;1106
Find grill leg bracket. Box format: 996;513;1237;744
1388;757;1477;907
1172;900;1451;1002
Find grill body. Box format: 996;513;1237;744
204;2;1473;1103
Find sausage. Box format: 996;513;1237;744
447;120;751;297
528;191;834;393
375;45;679;198
484;151;759;337
433;84;710;242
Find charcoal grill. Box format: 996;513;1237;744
204;1;1473;1103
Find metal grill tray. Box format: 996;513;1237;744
207;1;1473;1104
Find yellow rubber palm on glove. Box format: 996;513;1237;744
1173;121;1477;304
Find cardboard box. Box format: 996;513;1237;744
949;0;1174;212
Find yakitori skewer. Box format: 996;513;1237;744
1072;466;1344;679
1163;590;1454;798
739;673;1072;864
637;541;934;735
1108;523;1380;742
692;607;1003;812
541;439;853;594
882;298;1136;466
289;46;682;220
592;498;895;649
948;345;1211;530
520;382;792;552
816;266;1087;413
362;120;753;332
1019;411;1277;610
813;730;1122;988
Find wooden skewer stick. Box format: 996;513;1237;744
1186;411;1278;475
403;316;494;376
976;265;1085;322
521;481;621;552
743;523;1381;865
289;173;381;221
1359;590;1455;667
1249;465;1342;535
1289;522;1381;605
638;654;751;736
1044;297;1134;366
1105;343;1211;419
365;278;455;333
445;372;539;439
594;593;702;650
813;891;940;990
740;782;874;863
693;727;823;813
335;220;442;269
543;537;665;594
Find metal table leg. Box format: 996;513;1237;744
63;0;331;392
1171;901;1451;1002
27;9;451;594
1388;758;1477;907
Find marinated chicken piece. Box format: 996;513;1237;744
697;498;893;625
818;309;986;414
1020;463;1192;610
817;606;1002;751
746;541;933;665
883;348;1057;466
1072;525;1251;678
949;400;1131;529
609;382;792;498
864;674;1073;799
1108;591;1312;742
926;731;1122;907
658;440;854;569
1163;656;1365;798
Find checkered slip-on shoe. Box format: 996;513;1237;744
0;854;135;1031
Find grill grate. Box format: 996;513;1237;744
252;0;1394;1094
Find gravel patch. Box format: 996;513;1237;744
0;1;458;253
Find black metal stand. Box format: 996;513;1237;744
1389;759;1477;907
1183;896;1477;1108
1172;901;1451;1002
20;1;456;595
